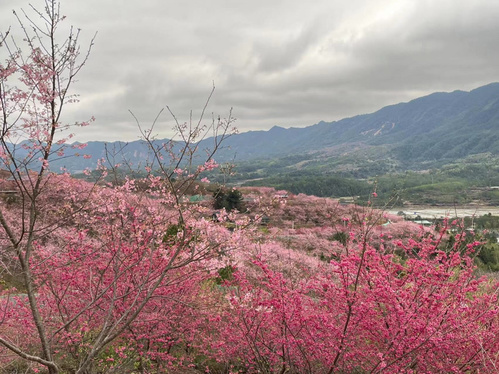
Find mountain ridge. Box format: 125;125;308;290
18;82;499;173
201;82;499;166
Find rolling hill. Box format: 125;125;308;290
7;83;499;181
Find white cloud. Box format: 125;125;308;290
1;0;499;142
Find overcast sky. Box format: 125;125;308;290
1;0;499;142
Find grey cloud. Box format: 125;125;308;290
251;23;323;73
2;0;499;142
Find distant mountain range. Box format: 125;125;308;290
213;82;499;164
42;82;499;173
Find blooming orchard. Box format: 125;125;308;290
0;2;498;373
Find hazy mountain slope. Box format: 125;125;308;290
212;82;499;163
17;82;499;173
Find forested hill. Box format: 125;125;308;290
206;82;499;164
29;82;499;172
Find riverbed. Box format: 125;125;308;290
388;206;499;219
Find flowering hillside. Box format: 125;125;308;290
1;2;498;372
2;177;498;373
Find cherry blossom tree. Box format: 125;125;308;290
0;1;96;372
0;1;236;373
209;221;499;373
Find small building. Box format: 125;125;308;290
188;194;209;203
413;220;433;226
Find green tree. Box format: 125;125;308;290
213;187;244;212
